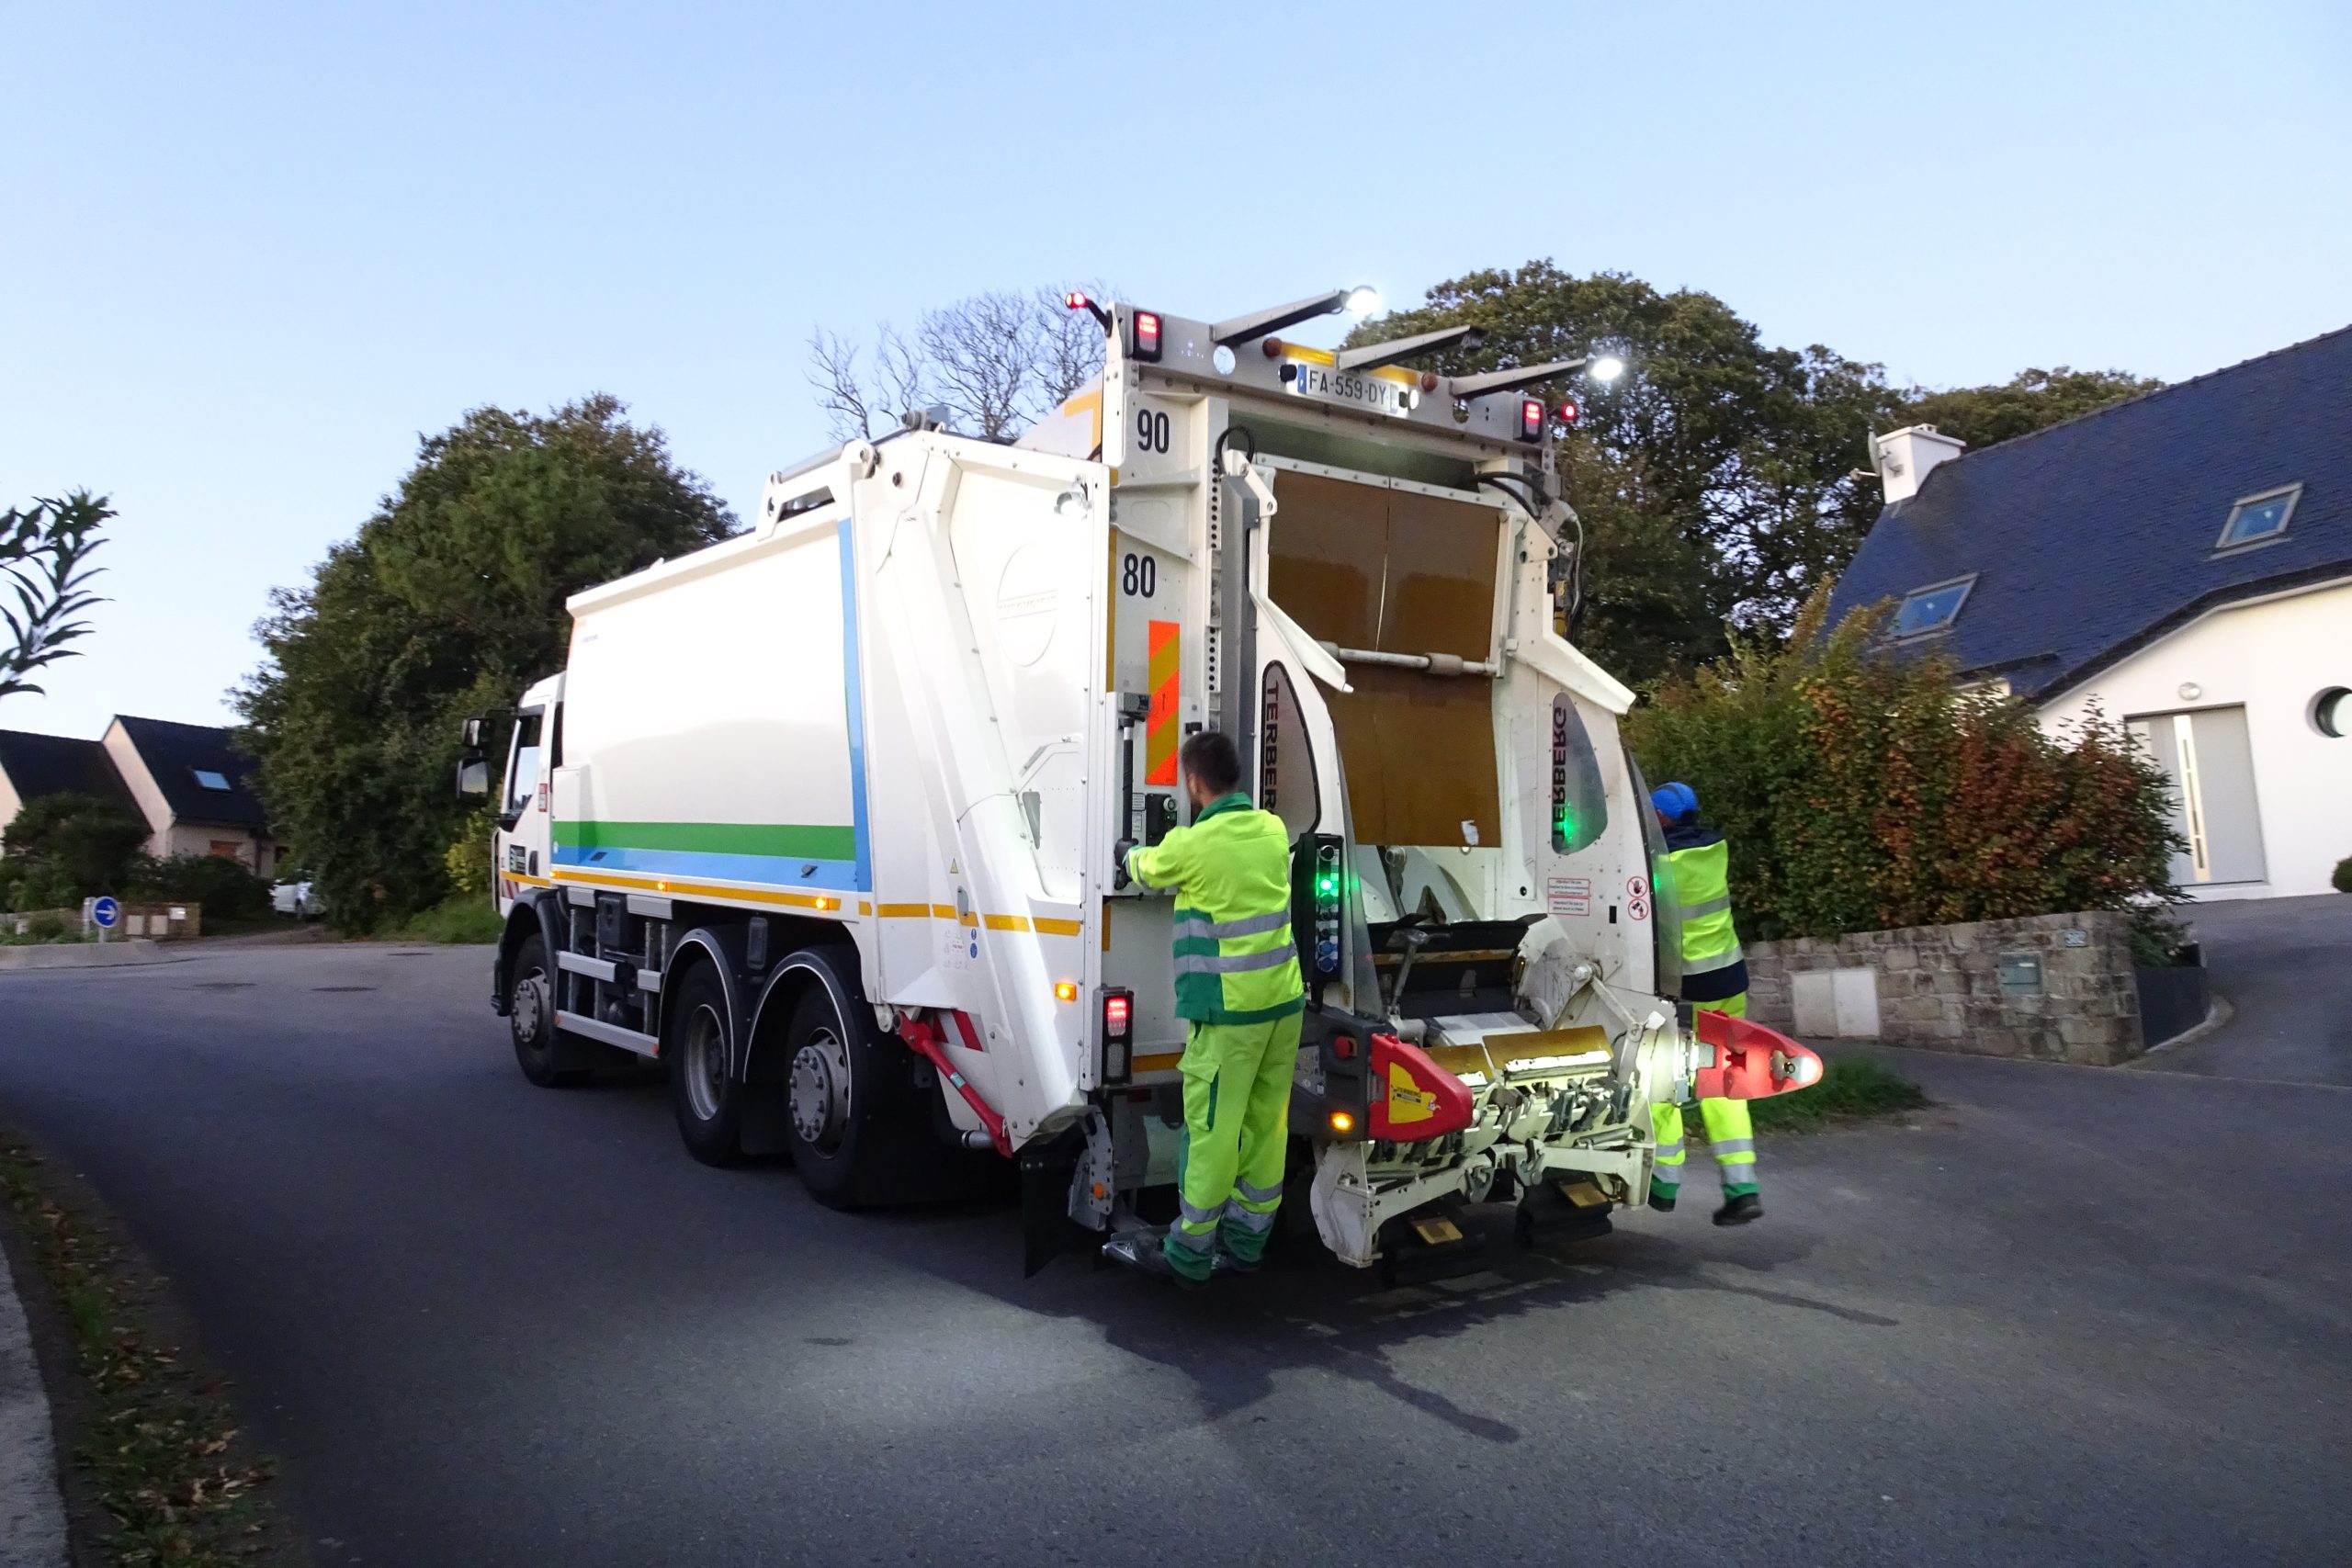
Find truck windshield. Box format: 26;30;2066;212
504;711;544;817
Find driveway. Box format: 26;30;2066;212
0;943;2345;1567
2145;893;2352;1086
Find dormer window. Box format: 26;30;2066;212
1892;575;1975;639
192;768;232;791
2216;483;2301;550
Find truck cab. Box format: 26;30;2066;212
487;674;562;915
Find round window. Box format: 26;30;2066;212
2314;687;2352;739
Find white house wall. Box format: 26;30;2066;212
99;720;176;857
2038;579;2352;899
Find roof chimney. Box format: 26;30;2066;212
1869;424;1966;503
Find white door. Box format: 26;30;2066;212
2128;705;2267;886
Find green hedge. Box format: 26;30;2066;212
1627;592;2183;942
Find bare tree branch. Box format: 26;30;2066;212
806;328;884;443
808;283;1116;446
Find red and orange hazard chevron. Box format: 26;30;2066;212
1146;620;1180;785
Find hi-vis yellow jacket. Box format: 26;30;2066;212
1125;794;1305;1024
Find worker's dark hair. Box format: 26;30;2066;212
1180;730;1243;796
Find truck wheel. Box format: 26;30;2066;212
782;984;874;1210
667;962;742;1167
509;933;584;1088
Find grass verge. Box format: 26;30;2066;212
368;895;503;944
1749;1055;1928;1134
0;1137;288;1567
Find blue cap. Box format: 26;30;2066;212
1652;781;1698;820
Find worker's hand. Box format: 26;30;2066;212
1113;840;1136;891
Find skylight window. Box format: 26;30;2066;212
1892;576;1974;638
192;769;232;791
2216;483;2301;549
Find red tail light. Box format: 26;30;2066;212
1131;310;1163;363
1099;986;1135;1088
1520;397;1544;441
1557;397;1581;426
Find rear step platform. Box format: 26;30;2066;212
1515;1176;1617;1250
1376;1200;1492;1285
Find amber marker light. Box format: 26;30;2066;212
1054;980;1079;1003
1329;1111;1355;1134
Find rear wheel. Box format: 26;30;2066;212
783;985;876;1210
668;962;742;1167
509;933;584;1088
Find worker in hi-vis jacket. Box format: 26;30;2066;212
1104;731;1306;1287
1648;781;1762;1226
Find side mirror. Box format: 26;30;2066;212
460;716;487;750
456;754;491;803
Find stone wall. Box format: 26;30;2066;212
1742;909;2144;1066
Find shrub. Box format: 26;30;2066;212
0;793;148;906
380;895;503;944
128;853;273;921
1627;589;2184;941
2335;857;2352;895
24;911;70;942
444;811;494;899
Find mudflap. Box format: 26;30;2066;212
1020;1134;1095;1278
1375;1199;1490;1286
1516;1174;1616;1251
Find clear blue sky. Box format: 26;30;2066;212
6;0;2346;740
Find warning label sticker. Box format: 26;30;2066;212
1546;876;1592;917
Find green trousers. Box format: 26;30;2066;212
1165;1012;1302;1281
1651;992;1758;1201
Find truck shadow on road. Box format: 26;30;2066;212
854;1201;1894;1444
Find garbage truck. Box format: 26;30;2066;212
458;288;1820;1274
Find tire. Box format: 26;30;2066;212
509;933;585;1088
781;983;878;1211
667;961;743;1167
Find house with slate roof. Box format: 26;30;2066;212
1830;324;2352;900
0;716;282;876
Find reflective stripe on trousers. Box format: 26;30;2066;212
1164;1014;1301;1280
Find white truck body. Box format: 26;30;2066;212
479;293;1800;1271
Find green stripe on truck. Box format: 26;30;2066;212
557;821;859;861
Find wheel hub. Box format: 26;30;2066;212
683;1003;729;1122
789;1029;851;1149
511;969;548;1044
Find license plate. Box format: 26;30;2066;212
1286;361;1413;417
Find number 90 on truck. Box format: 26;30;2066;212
455;288;1820;1275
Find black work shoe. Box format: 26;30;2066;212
1213;1244;1262;1275
1713;1192;1762;1227
1102;1229;1208;1290
1648;1190;1678;1213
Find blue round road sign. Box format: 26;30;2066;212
91;896;120;929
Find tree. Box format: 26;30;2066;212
2;491;109;702
1343;264;1908;682
809;284;1112;443
1902;367;2162;452
1627;591;2180;942
0;792;148;909
236;396;736;930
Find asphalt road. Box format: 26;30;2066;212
1;942;2346;1568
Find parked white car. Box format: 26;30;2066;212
271;880;323;919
